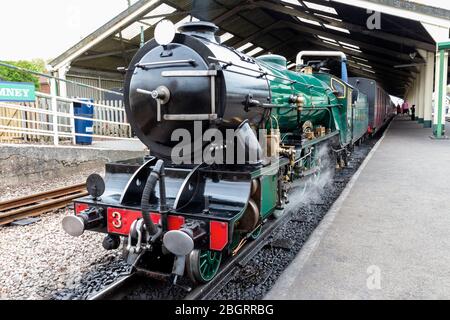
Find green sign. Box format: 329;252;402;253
0;81;36;102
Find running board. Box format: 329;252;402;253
164;114;218;121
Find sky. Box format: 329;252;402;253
1;0;450;62
1;0;133;61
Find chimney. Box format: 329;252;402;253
178;21;219;43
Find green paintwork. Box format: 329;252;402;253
228;159;285;254
229;54;371;255
260;174;278;219
301;130;339;149
246;54;371;234
314;73;353;145
352;90;369;144
251;158;288;179
198;250;222;282
251;225;263;240
437;49;445;138
257;55;338;134
438;42;450;50
313;73;369;145
433;124;446;137
257;54;369;148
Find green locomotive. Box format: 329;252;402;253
63;21;371;285
258;51;369;149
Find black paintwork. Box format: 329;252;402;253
124;31;270;160
75;159;255;238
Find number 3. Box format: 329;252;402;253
112;212;122;229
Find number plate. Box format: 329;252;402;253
107;208;161;236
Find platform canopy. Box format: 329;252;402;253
50;0;450;97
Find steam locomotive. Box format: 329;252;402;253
62;21;390;285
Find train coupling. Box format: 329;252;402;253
126;219;162;255
62;207;104;237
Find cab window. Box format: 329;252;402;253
331;78;346;99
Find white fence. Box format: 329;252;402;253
0;92;135;145
0;61;136;145
94;100;130;137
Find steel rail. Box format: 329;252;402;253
0;183;85;211
0;184;88;226
88;273;139;301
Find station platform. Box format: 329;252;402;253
0;141;147;187
266;117;450;300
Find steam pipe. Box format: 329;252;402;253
159;164;168;214
141;160;167;236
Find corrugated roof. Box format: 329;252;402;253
50;0;450;96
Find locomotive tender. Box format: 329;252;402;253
62;21;387;285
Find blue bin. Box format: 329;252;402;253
73;98;94;145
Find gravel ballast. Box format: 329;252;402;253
0;166;118;300
0;209;122;300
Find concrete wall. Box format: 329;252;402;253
0;144;146;187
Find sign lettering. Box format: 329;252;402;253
0;82;36;102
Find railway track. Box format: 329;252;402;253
88;209;293;300
87;273;139;300
0;183;88;226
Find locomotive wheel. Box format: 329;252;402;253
186;249;222;284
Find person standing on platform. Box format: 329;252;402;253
397;104;402;115
402;100;409;115
411;105;416;121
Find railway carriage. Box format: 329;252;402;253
349;77;394;135
62;20;385;286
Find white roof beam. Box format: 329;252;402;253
330;0;450;29
50;0;162;71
